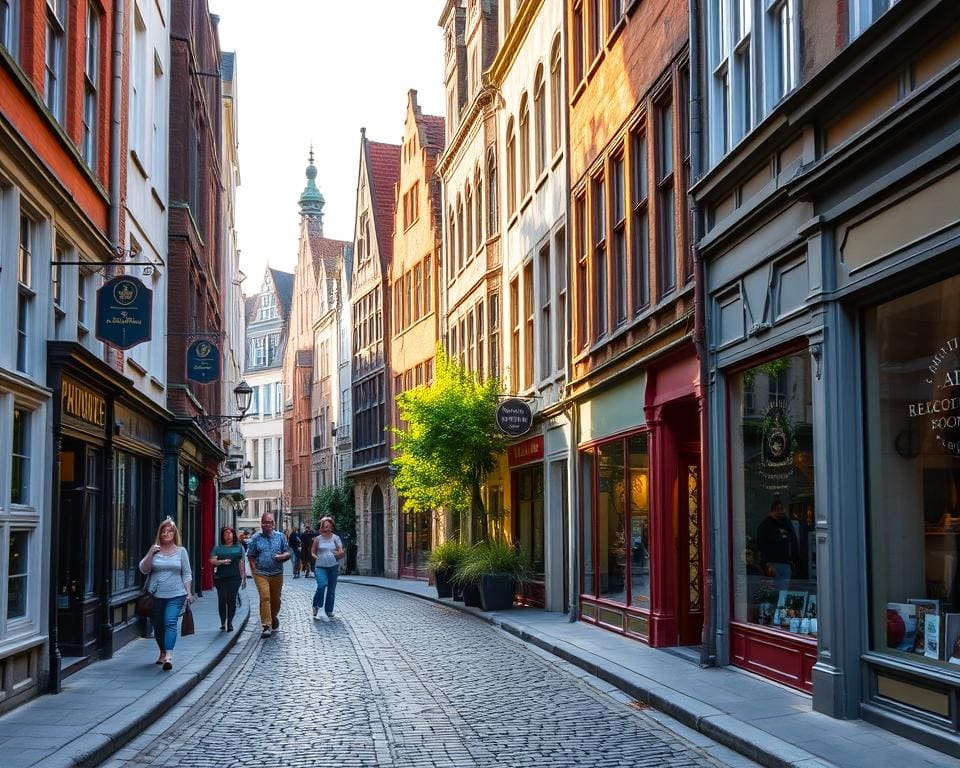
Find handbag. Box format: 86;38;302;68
135;576;156;618
181;603;195;636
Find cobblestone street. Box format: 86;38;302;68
105;581;754;768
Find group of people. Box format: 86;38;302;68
137;513;346;668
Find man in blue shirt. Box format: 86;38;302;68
246;513;290;637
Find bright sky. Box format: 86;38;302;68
209;1;445;290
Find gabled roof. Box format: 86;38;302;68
269;268;295;317
305;217;351;280
367;140;401;267
419;115;446;155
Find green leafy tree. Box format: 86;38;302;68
312;480;356;548
392;348;506;540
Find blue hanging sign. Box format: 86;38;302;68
186;339;221;383
95;276;152;349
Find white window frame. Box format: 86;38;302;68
45;0;66;122
131;8;147;159
82;3;100;167
1;0;20;58
849;0;898;40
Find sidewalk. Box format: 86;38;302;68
0;586;252;768
341;575;956;768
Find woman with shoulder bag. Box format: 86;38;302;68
139;518;193;670
209;526;245;631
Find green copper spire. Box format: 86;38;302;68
298;146;325;224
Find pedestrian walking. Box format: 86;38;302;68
139;518;193;670
311;516;346;620
288;527;302;578
246;513;291;637
301;525;316;577
209;526;245;631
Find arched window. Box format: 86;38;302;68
487;148;498;234
519;95;530;199
506;117;516;213
475;166;484;246
448;208;456;280
465;184;474;258
550;36;562;157
534;66;546;177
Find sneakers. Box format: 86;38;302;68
325;612;334;619
271;617;280;630
261;626;271;638
313;607;320;620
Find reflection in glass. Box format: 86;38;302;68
8;531;28;620
629;435;650;607
598;440;626;601
581;451;595;595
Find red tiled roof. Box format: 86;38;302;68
305;217;351;278
367;140;401;267
419;115;446;155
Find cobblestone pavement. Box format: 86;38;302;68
103;581;757;768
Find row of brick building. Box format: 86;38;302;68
276;0;960;754
0;0;246;712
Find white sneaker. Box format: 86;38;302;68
312;607;320;620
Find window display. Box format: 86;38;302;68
865;275;960;667
730;352;817;635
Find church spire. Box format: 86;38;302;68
298;145;325;230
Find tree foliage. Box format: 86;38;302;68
312;479;356;546
392;348;506;538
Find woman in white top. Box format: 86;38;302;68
310;516;345;619
139;518;193;670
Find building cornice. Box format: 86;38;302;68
436;85;497;178
488;0;544;87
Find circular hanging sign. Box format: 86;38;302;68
496;398;532;437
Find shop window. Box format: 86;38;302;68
865;275;960;668
113;451;141;593
730;352;817;636
7;530;28;620
11;407;30;505
515;466;544;580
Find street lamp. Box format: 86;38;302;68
197;380;254;432
243;461;253;480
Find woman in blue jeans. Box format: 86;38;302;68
139;518;193;670
310;516;345;619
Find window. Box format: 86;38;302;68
555;227;567;374
575;194;588;349
456;196;464;271
264;438;276;479
404;271;413;328
475;170;484;245
52;244;64;308
152;52;165;180
523;262;534;390
113;452;141;593
573;2;585;84
267;333;280;365
656;98;676;296
487;149;498;234
592;174;607;339
424;255;433;314
608;0;625;32
414;263;423;321
252;337;266;367
771;0;797;105
631;126;650;313
447;209;456;281
539;244;551;380
17;214;34;374
681;67;693;283
611;155;627;326
8;530;29;620
510;278;520;389
589;0;602;61
45;0;67;121
78;270;90;333
476;301;485;380
82;4;100;167
1;0;20;57
534;67;547;177
465;185;473;258
506;119;517;214
864;275;960;670
489;292;501;381
849;0;897;40
550;38;562;157
729;353;816;638
131;9;146;156
519;96;530;199
11;408;30;505
249;439;259;480
257;291;277;321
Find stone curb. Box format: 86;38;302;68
341;576;836;768
37;599;251;768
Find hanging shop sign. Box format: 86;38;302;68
186;339;221;384
496;398;533;437
95;276;153;349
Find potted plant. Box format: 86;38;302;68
427;539;466;599
456;540;531;611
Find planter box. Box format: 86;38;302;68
434;568;453;599
452;581;464;602
479;573;516;611
462;582;482;607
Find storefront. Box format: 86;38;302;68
48;342;170;676
399;502;432;580
510;433;545;606
576;351;703;647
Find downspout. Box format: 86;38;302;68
690;0;716;667
562;2;578;623
109;0;125;253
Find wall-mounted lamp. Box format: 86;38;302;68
197;380;254;432
809;343;823;381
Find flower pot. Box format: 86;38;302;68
479;573;516;611
452;581;464;602
434;568;453;599
462;582;482;607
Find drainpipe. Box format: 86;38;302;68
109;0;125;254
689;0;716;668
